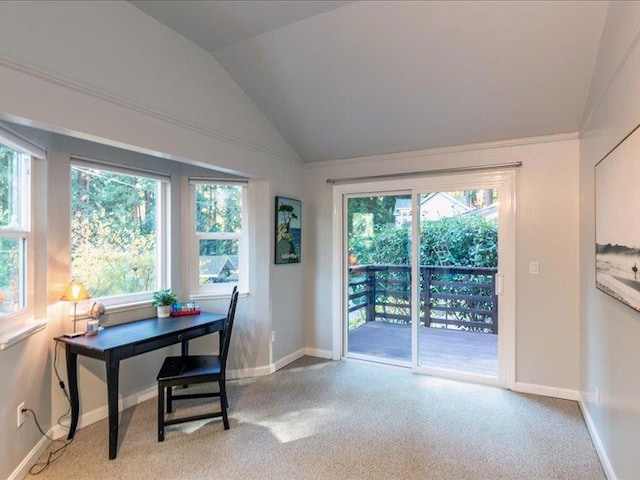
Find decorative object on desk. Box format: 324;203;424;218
275;196;301;264
61;281;91;336
152;289;177;318
86;319;100;336
595;121;640;313
88;301;105;319
170;301;201;317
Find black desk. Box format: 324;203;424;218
56;312;226;459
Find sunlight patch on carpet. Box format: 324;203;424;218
254;408;330;443
169;418;216;434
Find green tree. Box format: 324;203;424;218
70;166;159;296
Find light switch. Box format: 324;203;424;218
529;261;539;274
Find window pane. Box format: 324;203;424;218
0;237;24;315
195;184;242;234
0;145;26;229
199;239;239;285
71;165;159;297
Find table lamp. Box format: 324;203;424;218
61;281;91;337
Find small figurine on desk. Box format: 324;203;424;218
86;302;105;335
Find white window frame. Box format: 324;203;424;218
189;179;248;297
70;158;171;308
0;144;33;324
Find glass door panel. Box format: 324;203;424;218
416;189;499;377
346;194;412;365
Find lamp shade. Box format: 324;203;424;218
60;281;90;303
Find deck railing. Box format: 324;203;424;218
348;264;499;334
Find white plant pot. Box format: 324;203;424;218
157;305;171;318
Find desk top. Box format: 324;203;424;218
55;312;226;352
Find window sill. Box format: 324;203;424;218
0;318;47;350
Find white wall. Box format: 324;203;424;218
0;2;304;478
303;136;580;391
579;3;640;479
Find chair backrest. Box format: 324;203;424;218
220;287;239;375
219;286;238;353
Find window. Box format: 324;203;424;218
0;143;30;318
70;161;169;305
190;181;247;295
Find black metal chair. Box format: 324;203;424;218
157;287;239;441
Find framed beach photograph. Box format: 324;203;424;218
275;196;301;264
595;122;640;312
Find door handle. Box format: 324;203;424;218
495;273;503;296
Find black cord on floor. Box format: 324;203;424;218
27;340;74;475
25;408;72;475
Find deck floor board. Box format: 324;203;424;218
348;322;498;376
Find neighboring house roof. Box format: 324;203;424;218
200;255;238;276
464;203;498;220
394;198;412;215
393;193;472;223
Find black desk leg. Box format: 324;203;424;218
105;354;120;460
66;346;79;440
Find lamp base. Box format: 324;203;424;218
62;331;85;338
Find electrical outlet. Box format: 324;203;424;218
17;402;25;428
271;330;276;343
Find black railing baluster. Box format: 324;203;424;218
348;264;499;334
366;266;376;322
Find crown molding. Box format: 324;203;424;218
0;53;302;166
305;131;580;169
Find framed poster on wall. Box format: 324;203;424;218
275;196;301;264
595;122;640;312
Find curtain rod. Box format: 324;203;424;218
326;161;522;184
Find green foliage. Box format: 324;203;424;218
0;145;25;313
70;166;159;297
350;213;497;268
419;214;497;267
347;196;399;228
195;184;241;234
195;184;242;257
152;289;177;306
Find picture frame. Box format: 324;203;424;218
595;122;640;312
275;196;301;264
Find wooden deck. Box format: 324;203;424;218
348;321;498;376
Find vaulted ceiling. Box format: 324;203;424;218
131;1;608;162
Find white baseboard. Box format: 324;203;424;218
8;428;54;480
51;385;157;439
304;347;333;359
579;395;617;480
514;382;579;401
273;348;306;371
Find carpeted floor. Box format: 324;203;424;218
28;357;605;479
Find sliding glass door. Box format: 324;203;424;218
338;171;515;387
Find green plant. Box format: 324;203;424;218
152;289;176;306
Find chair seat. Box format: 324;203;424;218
157;355;222;384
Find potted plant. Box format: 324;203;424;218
152;289;176;318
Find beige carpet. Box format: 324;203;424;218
29;357;604;479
